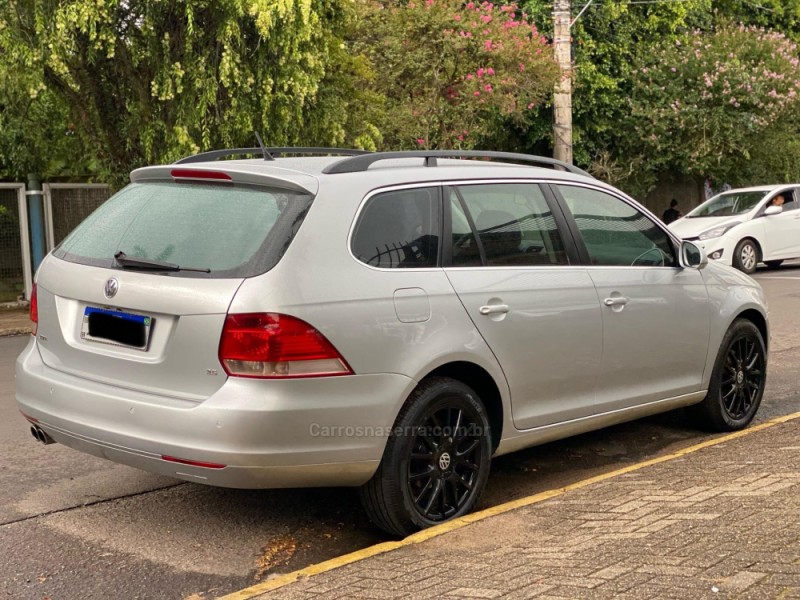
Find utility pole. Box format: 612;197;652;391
553;0;573;165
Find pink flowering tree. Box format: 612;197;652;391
354;0;559;149
626;25;800;186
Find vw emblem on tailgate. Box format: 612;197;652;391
104;278;119;299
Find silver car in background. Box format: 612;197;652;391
17;149;769;536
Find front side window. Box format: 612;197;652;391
558;185;676;267
451;183;569;266
352;187;440;268
687;191;766;218
775;190;798;212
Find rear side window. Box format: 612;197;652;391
452;183;569;266
351;187;440;268
54;182;313;278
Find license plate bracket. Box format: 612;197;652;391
80;307;154;351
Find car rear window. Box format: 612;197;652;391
53;181;314;278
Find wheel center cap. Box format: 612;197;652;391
438;452;451;471
736;371;744;384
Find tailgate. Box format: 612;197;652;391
35;257;242;401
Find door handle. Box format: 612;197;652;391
479;304;510;315
604;296;629;307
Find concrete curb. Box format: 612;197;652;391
0;327;31;337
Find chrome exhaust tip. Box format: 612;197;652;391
30;425;55;445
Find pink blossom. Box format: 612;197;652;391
458;135;464;141
487;67;495;75
416;138;425;145
485;39;493;50
466;74;474;81
477;68;485;77
484;84;493;92
454;14;461;21
474;91;481;97
527;102;534;109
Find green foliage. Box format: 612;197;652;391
2;0;800;194
0;0;373;185
354;0;559;149
710;0;800;42
519;0;711;167
625;26;800;188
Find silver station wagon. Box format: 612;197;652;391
17;149;769;536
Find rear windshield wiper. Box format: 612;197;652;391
114;251;211;273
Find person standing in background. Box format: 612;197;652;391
662;199;682;224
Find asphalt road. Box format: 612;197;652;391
2;264;799;600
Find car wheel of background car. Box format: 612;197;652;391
359;377;492;537
733;239;759;274
765;260;784;269
688;319;766;432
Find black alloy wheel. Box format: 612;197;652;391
689;319;767;431
407;405;484;521
719;334;765;421
359;377;492;537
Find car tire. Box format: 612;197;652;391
765;260;784;269
688;319;766;432
359;377;492;537
733;239;759;274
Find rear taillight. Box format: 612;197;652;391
219;313;353;378
30;283;38;336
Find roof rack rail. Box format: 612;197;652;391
175;147;372;165
321;150;593;178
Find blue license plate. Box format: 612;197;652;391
80;307;154;350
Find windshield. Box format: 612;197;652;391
53;181;313;278
686;191;766;218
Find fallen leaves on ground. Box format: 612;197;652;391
254;535;298;582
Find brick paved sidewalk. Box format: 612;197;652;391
254;419;800;600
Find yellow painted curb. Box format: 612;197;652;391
218;411;800;600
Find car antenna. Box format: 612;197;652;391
254;132;273;161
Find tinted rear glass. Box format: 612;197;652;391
53;182;313;278
351;187;440;268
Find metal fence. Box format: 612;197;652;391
44;183;111;249
0;182;110;303
0;184;31;303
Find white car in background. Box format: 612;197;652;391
669;184;800;274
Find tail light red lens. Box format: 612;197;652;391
219;313;353;378
170;169;232;182
30;283;38;336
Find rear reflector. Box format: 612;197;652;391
30;283;38;336
219;313;353;378
170;169;232;182
20;411;38;424
161;455;227;469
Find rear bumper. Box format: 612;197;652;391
15;339;414;488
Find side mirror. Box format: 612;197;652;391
764;205;783;216
681;240;708;269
